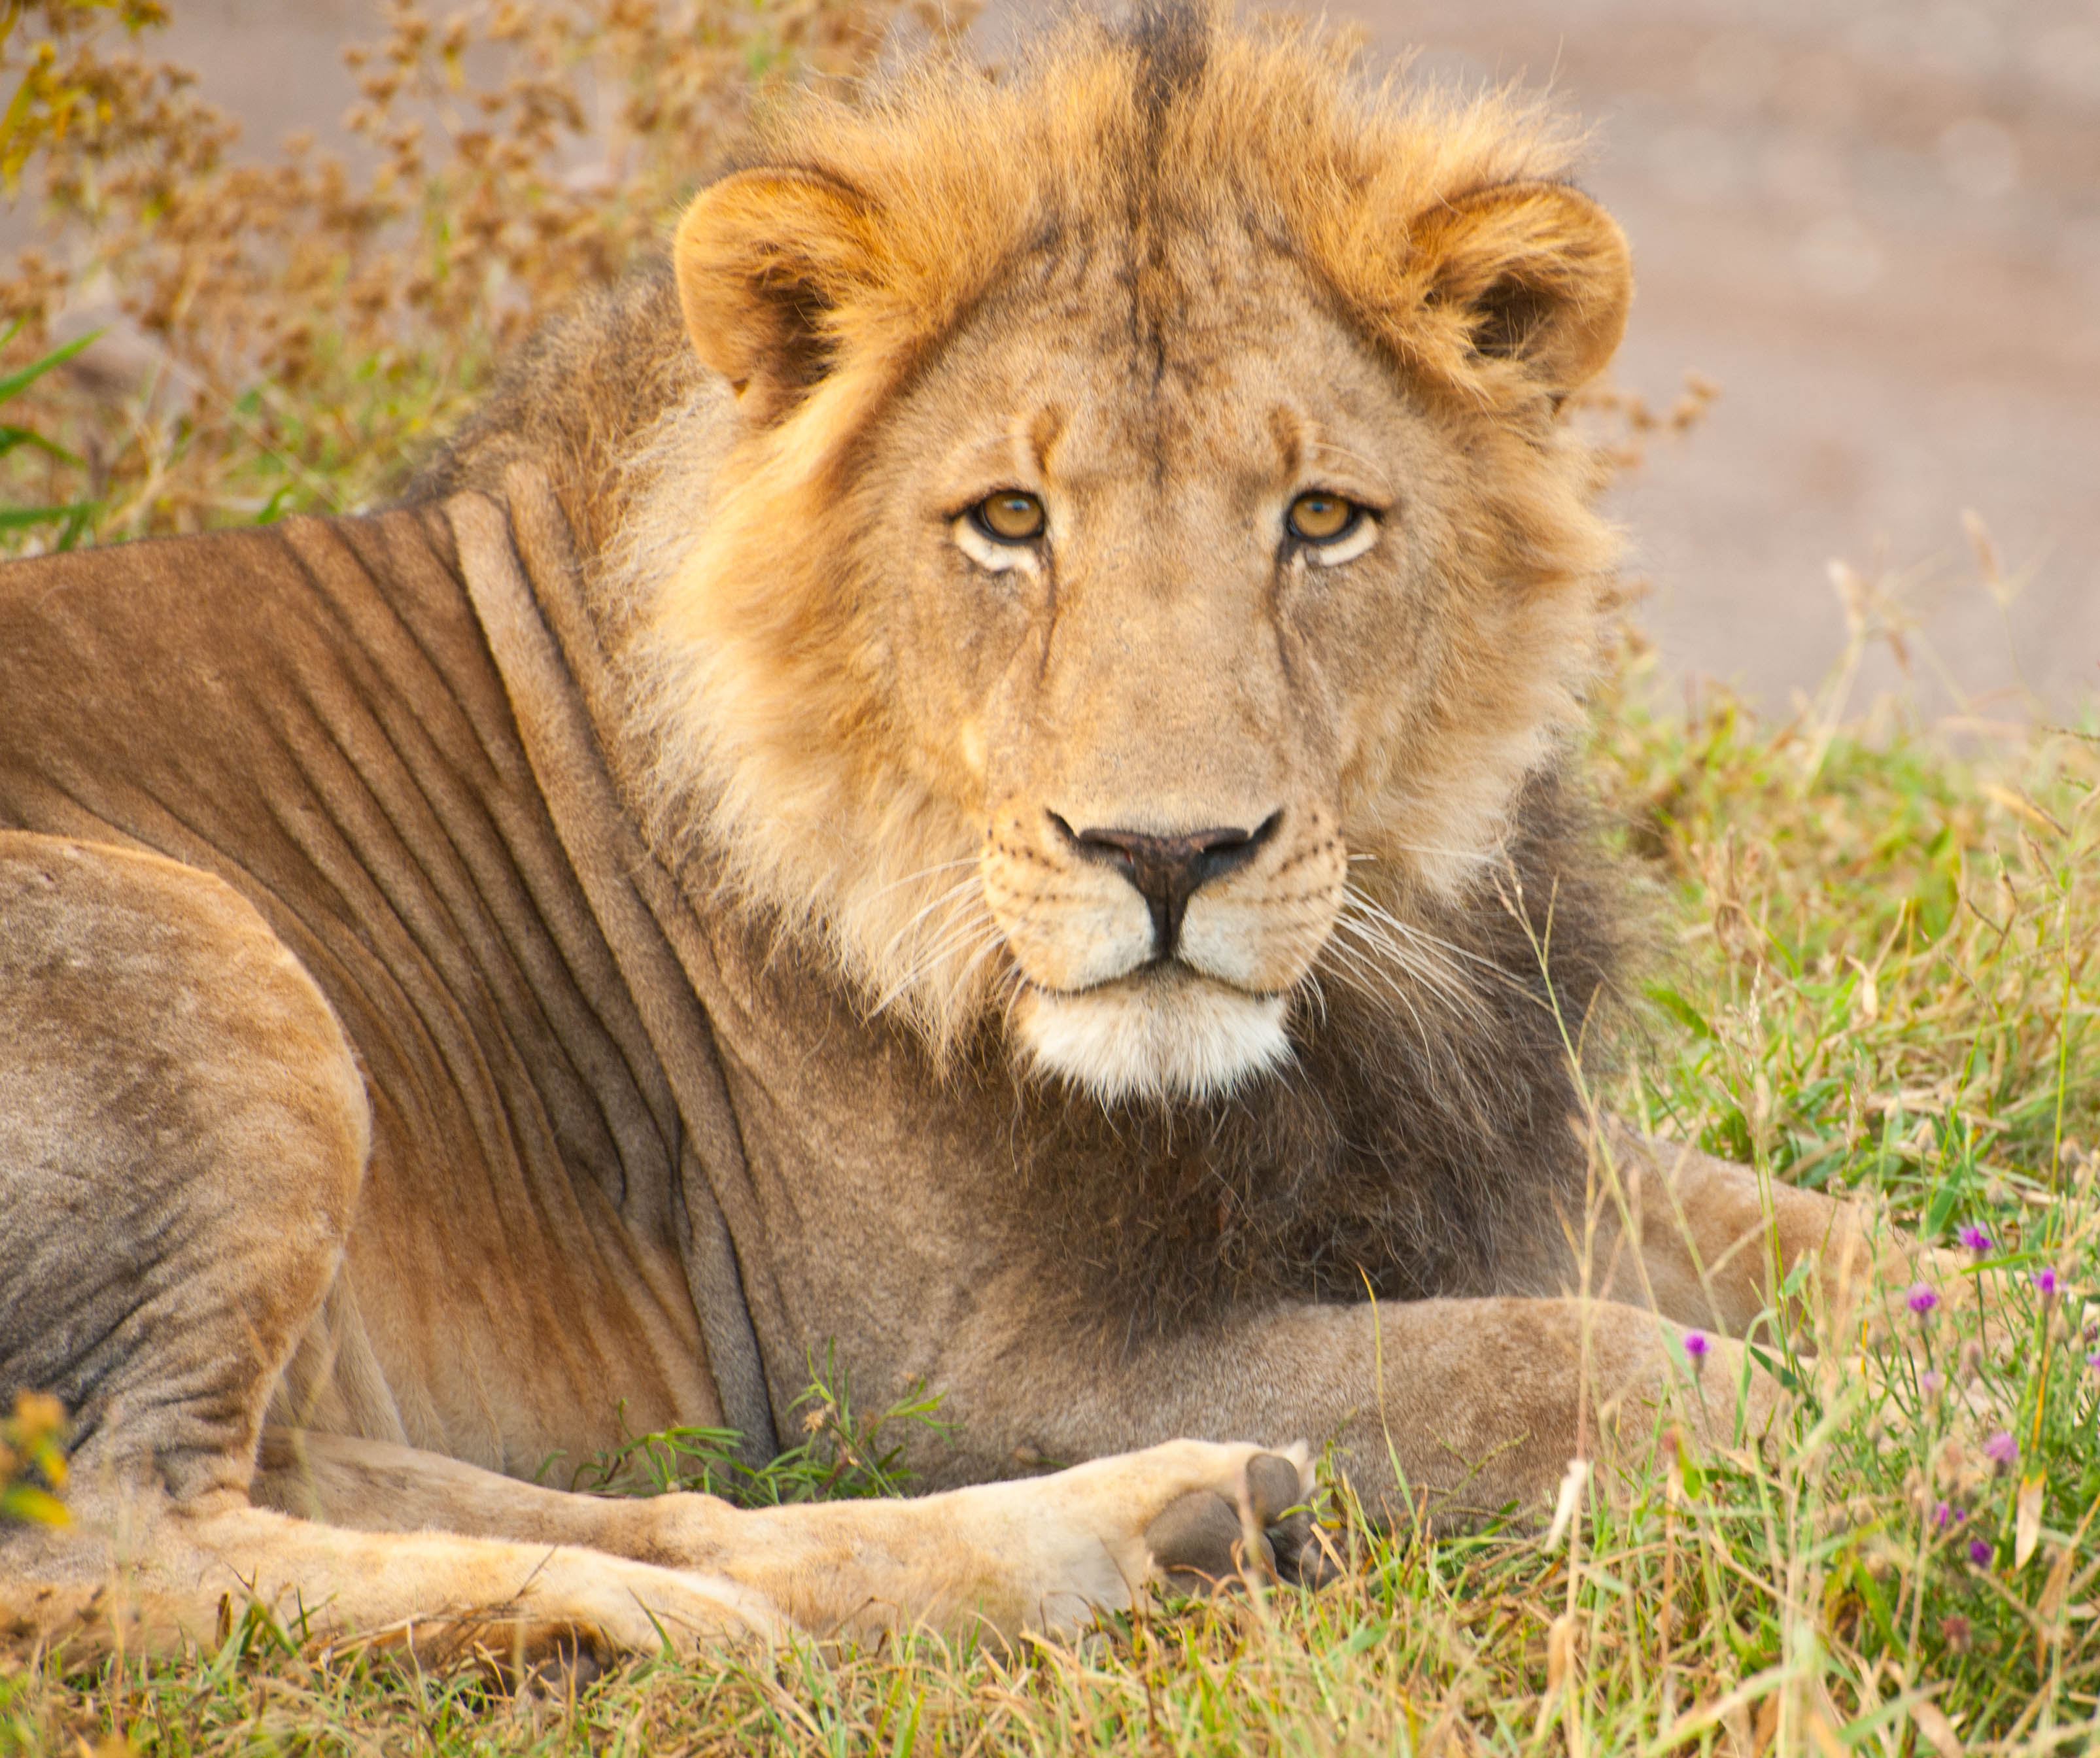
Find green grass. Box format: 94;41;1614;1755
4;656;2095;1755
554;1349;950;1506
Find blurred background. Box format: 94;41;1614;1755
64;0;2100;712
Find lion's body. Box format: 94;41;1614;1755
0;506;749;1474
1;7;1906;1657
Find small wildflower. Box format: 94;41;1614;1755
1958;1224;1993;1253
1933;1500;1965;1529
1906;1284;1939;1316
1920;1369;1944;1401
1968;1537;1994;1568
1682;1330;1710;1360
1984;1430;2018;1467
2086;1351;2100;1375
1940;1613;1972;1652
2033;1267;2059;1297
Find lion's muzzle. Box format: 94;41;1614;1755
984;797;1347;1104
1053;810;1280;961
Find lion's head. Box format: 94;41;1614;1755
634;3;1630;1108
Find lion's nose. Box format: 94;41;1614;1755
1054;812;1281;959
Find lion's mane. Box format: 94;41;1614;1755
417;3;1636;1332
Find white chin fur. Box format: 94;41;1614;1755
1015;974;1290;1104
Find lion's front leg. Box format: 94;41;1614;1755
700;1441;1317;1639
1567;1131;1971;1345
258;1427;1314;1642
934;1290;1783;1531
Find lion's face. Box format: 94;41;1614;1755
646;14;1630;1105
858;253;1478;1099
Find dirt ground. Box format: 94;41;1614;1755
1377;0;2100;724
101;1;2100;713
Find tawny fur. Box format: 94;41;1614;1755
423;3;1628;1081
5;3;1961;1664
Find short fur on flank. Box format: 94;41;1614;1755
3;1;1963;1664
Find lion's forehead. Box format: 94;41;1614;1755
1006;221;1315;337
907;256;1390;493
1035;248;1340;377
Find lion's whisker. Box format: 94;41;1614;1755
946;931;1008;999
871;874;987;968
1326;944;1464;1043
1292;967;1330;1030
1341;886;1518;980
1330;923;1498;1045
1317;934;1436;1055
1347;844;1505;868
1329;912;1485;1020
857;855;982;908
1334;906;1470;980
891;910;998;988
1346;899;1546;1001
869;904;1001;1016
1327;924;1478;1020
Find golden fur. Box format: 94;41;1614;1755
472;7;1632;1099
5;5;1955;1663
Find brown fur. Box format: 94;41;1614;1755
4;4;1950;1661
990;767;1628;1335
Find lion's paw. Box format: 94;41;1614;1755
1143;1450;1336;1593
953;1439;1324;1637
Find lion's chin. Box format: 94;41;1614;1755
1012;969;1290;1105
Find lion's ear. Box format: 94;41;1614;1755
1411;182;1631;396
674;169;880;424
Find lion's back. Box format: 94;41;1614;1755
0;511;511;990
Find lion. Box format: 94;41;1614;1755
1;4;1936;1661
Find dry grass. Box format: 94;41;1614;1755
4;4;2099;1751
0;0;935;540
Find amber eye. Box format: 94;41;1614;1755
1286;492;1358;544
973;491;1046;543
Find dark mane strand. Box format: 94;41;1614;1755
1126;0;1213;121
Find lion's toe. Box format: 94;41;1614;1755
1138;1446;1330;1597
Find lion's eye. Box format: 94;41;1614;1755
972;491;1046;543
1286;492;1359;544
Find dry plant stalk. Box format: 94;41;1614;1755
0;0;928;542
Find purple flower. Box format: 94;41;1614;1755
2086;1351;2100;1375
1907;1284;1940;1316
1682;1330;1711;1360
1933;1500;1965;1529
1984;1430;2019;1466
2033;1267;2059;1297
1969;1538;1994;1568
1920;1370;1944;1400
1958;1225;1994;1253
